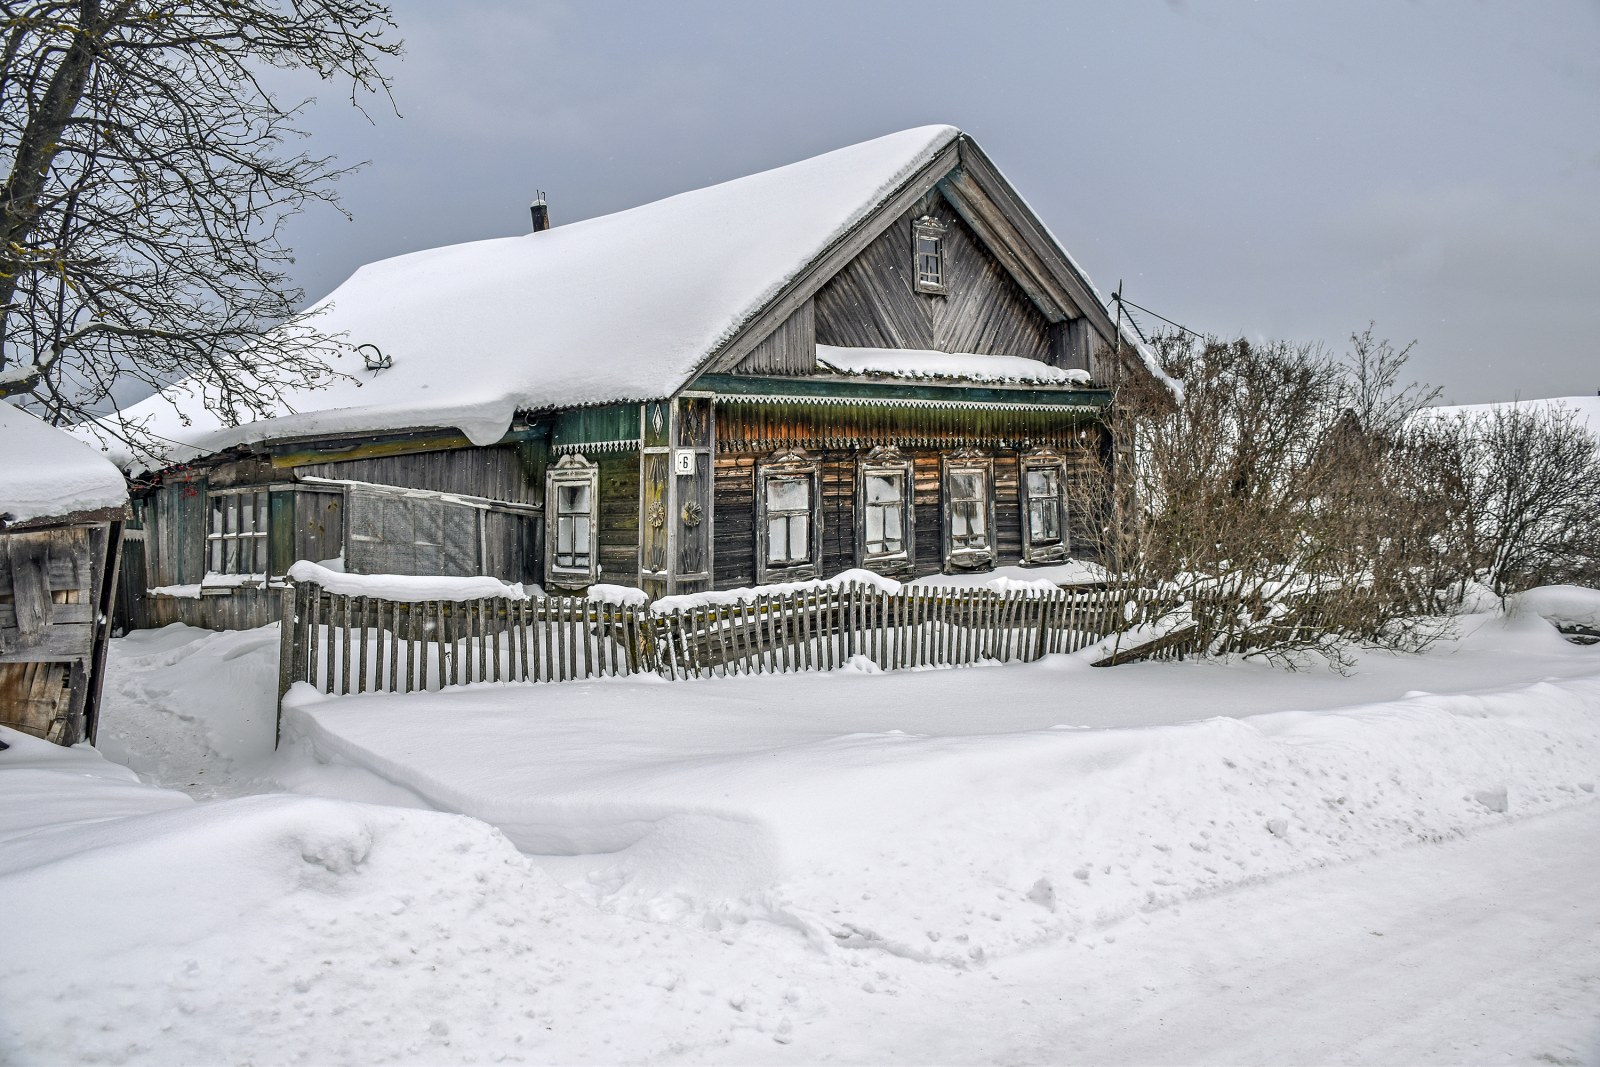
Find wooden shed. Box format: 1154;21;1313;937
111;126;1174;626
1;404;127;745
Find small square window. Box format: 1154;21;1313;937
912;216;947;294
206;490;269;576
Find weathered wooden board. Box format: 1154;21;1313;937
734;299;816;376
296;442;541;504
813;193;1052;361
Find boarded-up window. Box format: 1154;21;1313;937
345;485;480;577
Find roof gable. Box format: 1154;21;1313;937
112;126;1170;465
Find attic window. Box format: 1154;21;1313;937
912;216;947;294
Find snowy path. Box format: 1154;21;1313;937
841;803;1600;1067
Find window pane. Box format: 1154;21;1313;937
866;473;901;504
557;516;574;554
766;476;809;512
1029;500;1060;542
557;483;590;515
766;517;788;564
882;507;902;543
573;516;590;548
866;505;886;543
210;538;223;573
224;537;240;573
951;471;982;502
788;515;809;560
210;496;224;536
256;494;269;531
1026;468;1059;498
253;537;268;573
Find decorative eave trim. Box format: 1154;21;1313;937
714;393;1100;416
553;438;639;454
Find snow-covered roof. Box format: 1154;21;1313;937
110;124;1170;468
115;127;963;462
816;344;1091;387
0;403;127;526
1420;395;1600;439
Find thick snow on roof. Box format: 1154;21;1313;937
817;344;1091;386
1421;395;1600;438
0;403;127;525
116;126;962;463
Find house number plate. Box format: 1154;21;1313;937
674;451;695;475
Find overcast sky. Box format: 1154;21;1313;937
281;0;1599;406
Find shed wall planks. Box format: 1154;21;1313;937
297;443;540;504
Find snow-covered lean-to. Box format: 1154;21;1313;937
1;591;1597;1065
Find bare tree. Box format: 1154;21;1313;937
1409;403;1600;595
0;0;400;438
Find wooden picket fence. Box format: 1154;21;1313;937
277;579;1184;700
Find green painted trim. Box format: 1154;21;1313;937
690;373;1110;410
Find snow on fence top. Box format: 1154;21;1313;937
816;345;1091;386
111;126;965;464
0;402;127;525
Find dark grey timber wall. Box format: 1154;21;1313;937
297;442;542;504
813;194;1053;361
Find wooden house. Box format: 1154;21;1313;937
1;404;128;744
112;125;1172;629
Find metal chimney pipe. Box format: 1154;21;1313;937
530;191;550;233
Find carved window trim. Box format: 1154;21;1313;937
756;449;822;584
941;449;995;572
1019;448;1069;564
912;215;947;295
856;445;915;578
545;453;600;587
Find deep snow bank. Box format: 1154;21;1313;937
0;729;823;1065
281;641;1600;966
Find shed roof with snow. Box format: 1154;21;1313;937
0;403;127;528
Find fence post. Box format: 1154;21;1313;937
275;581;300;748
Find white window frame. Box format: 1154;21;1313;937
941;450;995;572
1019;449;1069;564
545;453;600;587
912;215;947;295
206;488;269;576
756;449;822;584
856;445;915;577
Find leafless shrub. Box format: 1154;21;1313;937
1076;329;1458;669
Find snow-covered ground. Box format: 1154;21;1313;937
3;603;1598;1064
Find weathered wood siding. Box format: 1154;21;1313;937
732;299;816;375
296;442;542;504
710;422;1112;590
596;451;640;586
1;521;115;744
814;194;1053;361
